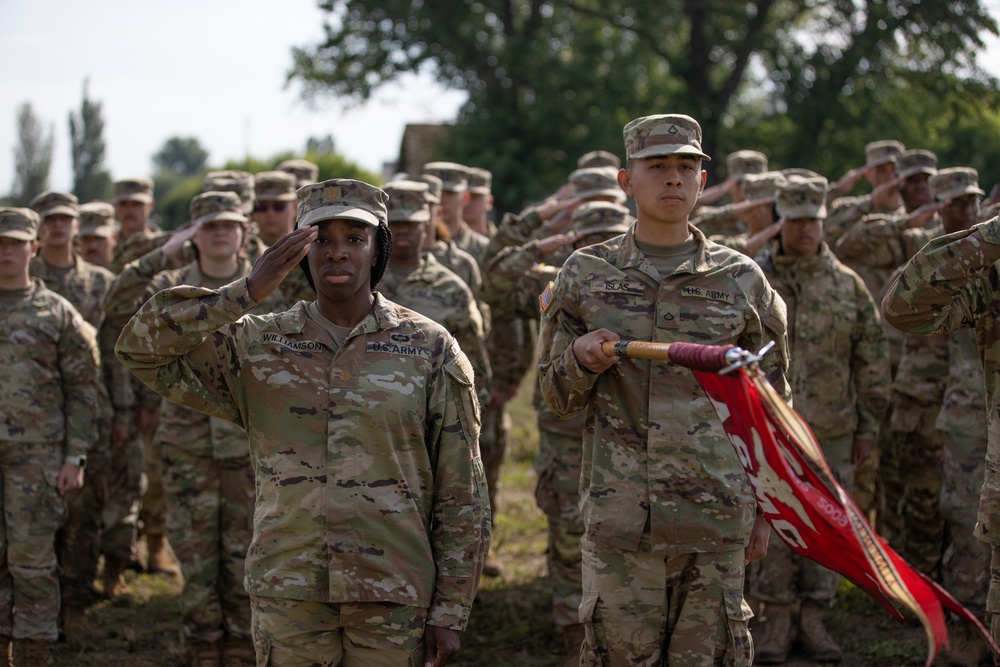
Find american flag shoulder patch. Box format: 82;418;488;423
539;281;555;314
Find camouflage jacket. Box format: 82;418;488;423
429;240;482;299
115;281;490;628
110;229;168;274
0;280;99;456
451;224;488;263
824;195;904;247
935;327;987;439
757;242;890;441
538;224;790;554
378;254;492;405
691;203;744;238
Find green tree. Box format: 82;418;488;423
152;136;209;177
10;102;54;206
69;80;112;202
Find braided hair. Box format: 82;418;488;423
297;220;393;293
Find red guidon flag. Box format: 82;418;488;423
602;339;997;667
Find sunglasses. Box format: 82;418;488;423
255;201;288;213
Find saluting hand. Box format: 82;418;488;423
246;226;318;303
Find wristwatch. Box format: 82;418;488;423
65;455;87;469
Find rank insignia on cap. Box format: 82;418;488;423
322;186;342;203
667;125;679;135
539;281;555;314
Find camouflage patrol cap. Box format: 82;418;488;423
727;150;768;179
411;174;443;204
466;167;492;195
741;171;788;202
775;176;829;220
896;150;938;180
254;171;297;201
0;207;39;241
930;167;985;202
383;180;432;222
864;140;905;168
572;201;634;237
203;170;255;215
623;114;711;161
570;167;626;202
189;191;248;227
112;177;154;204
577;150;621;169
30;191;80;219
296;179;388;229
79;202;116;238
276;159;319;187
780;168;824;181
421;162;469;193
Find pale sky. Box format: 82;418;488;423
2;1;999;194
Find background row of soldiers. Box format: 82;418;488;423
2;135;999;667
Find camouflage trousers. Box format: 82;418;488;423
580;535;753;667
480;401;509;520
250;595;426;666
162;445;254;645
534;428;584;630
879;400;945;576
140;419;167;540
60;430;143;608
0;441;66;642
940;431;989;609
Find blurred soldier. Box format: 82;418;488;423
823;140;905;245
253;171;298;247
204;170;255;217
538;114;789;666
106;192;265;666
276;158;319;188
78;202;118;269
577;150;621;169
110;177;158;273
414;174;484;297
708;170;787;256
484;201;632;666
116;179;490;667
750;177;890;664
462;167;495;237
422;162;488;261
695;149;769;215
0;207;98;664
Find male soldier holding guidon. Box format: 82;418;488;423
538;114;789;666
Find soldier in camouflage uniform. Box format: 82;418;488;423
462;167;496;238
0;207;98;665
577;150;620;169
538;114;789;667
823;140;905;247
78;202;118;269
708;170;787;256
116;179;490;667
415;174;484;297
110;177;159;273
421;162;489;261
252;171;298;247
750;177;891;664
692;150;769;238
484;201;632;666
276;158;319;188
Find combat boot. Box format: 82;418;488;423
753;603;794;664
145;534;181;576
222;637;255;667
102;555;130;601
562;623;586;667
798;600;842;662
11;638;51;666
482;553;502;578
61;605;92;639
2;637;11;667
190;640;222;667
942;622;990;667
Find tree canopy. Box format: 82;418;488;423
11;102;53;206
69;80;112;202
152;137;209;177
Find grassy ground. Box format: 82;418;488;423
54;370;955;666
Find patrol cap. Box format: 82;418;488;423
570;167;626;202
254;171;297;202
421;162;469;193
383;180;432;222
30;191;80;219
411;174;443;204
741;171;788;202
865;140;905;168
930;167;985;202
296;179;388;229
623;114;711;161
727;150;768;179
276;159;319;187
189;191;248;227
572;201;634;237
466;167;492;195
79;202;116;238
775;176;829;220
897;150;938;180
577;150;621;169
0;207;39;241
780;168;824;181
204;170;255;215
112;177;155;204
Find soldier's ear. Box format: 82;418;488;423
618;168;633;197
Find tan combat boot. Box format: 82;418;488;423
102;555;130;601
798;600;842;662
562;623;586;667
61;604;92;639
753;603;794;664
942;622;991;667
190;640;222;667
145;534;181;576
11;638;51;666
222;637;255;667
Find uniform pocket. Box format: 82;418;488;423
723;586;754;667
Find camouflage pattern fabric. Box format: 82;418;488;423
29;255;114;327
451;223;488;262
538;224;789;555
110;229;167;274
940;431;989;610
823;194;903;247
250;595;426;666
115;281;490;630
580;535;752;667
428;239;482;299
691;204;745;239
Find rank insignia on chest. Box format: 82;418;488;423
539;281;555;314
